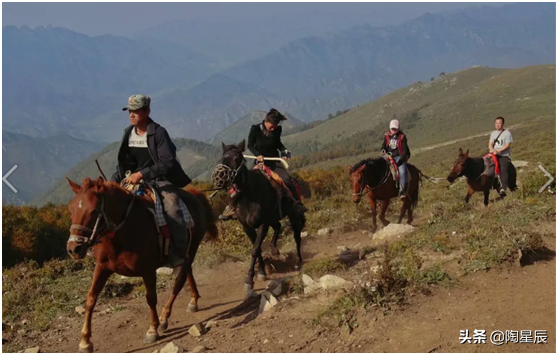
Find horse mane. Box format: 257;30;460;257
78;177;153;203
351;157;383;171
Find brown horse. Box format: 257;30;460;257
65;177;217;352
447;148;517;206
348;157;421;233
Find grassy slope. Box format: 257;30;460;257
285;65;555;158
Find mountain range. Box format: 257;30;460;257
3;3;554;143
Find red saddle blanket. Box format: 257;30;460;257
483;153;500;175
256;165;302;200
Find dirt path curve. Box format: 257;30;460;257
29;224;555;353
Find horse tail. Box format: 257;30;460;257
411;167;421;208
189;189;219;241
509;164;518;192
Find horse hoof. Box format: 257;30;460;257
158;321;168;333
243;283;254;292
144;332;159;344
187;304;199;313
257;273;267;282
78;343;93;353
294;263;302;271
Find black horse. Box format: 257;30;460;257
218;140;306;292
447;148;517;206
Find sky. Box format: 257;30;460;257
2;2;504;37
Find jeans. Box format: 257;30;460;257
394;156;407;191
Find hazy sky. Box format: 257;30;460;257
3;2;503;36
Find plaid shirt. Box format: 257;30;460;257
151;187;194;228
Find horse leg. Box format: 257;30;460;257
241;225;259;291
158;263;188;332
464;185;474;204
407;200;414;225
270;222;282;256
288;214;304;270
484;189;490;206
185;233;202;312
366;191;378;233
379;199;390;227
79;265;113;353
256;224;270;281
397;198;409;224
142;272;160;344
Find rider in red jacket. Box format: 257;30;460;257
381;119;411;199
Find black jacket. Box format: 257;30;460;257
111;118;192;187
381;130;410;166
247;122;287;159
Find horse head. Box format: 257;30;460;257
212;140;247;189
348;163;367;204
447;148;469;184
66;177;130;259
220;140;246;170
66;177;108;259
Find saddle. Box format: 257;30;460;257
254;164;301;218
121;179;194;262
121;180;171;257
482;153;500;178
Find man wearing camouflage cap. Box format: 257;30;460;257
112;94;192;266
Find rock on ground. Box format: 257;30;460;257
259;291;279;314
317;228;333;236
24;347;40;353
75;306;86;315
192;345;207;353
188;323;206;337
373;224;414;240
160;341;183;353
205;320;217;330
266;279;288;297
318;275;352;290
302;274;315;287
156;267;174;276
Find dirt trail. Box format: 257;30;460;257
17;224;555;353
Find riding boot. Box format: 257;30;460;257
219;204;238;221
399;183;407;199
285;186;308;215
293;200;308;216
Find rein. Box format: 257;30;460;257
352;164;391;197
69;191;136;245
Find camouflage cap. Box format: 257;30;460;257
122;94;151;111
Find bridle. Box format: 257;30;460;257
212;154;246;190
352;163;391;197
68;192;136;246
